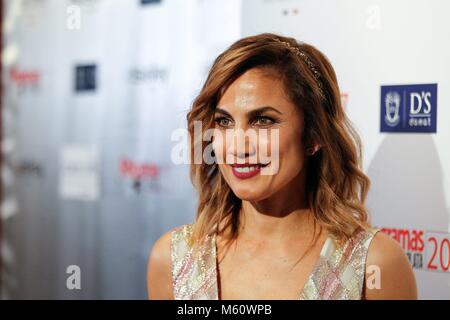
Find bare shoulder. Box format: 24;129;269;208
146;226;179;300
363;230;418;299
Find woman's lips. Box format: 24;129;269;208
230;163;270;179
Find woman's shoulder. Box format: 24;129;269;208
365;227;410;271
363;228;418;299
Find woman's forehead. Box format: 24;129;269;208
217;69;292;114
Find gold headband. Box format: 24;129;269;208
272;38;325;96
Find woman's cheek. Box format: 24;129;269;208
260;128;280;176
212;129;226;164
283;131;306;175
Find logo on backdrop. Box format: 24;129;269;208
59;145;99;201
14;160;45;178
129;66;168;85
380;83;437;133
119;159;162;194
75;64;97;92
380;227;450;272
141;0;162;5
21;0;47;28
9;67;41;93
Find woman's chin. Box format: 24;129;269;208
232;188;269;202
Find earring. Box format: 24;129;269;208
307;146;320;156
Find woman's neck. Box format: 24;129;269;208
239;199;314;242
238;163;314;240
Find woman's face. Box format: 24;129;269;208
212;67;308;201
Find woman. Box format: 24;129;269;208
147;33;417;300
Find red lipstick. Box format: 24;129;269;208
230;163;269;179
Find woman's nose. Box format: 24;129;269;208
226;127;257;160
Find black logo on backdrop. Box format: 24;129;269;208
75;64;97;92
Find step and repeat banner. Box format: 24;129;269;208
1;0;449;299
1;0;241;299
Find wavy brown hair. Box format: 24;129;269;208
186;33;372;248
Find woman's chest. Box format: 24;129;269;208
216;241;325;300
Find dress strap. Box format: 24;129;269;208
301;227;380;299
171;224;218;300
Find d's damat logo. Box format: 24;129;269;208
380;83;437;133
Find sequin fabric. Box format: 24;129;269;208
171;223;380;300
171;224;218;299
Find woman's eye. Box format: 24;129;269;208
254;116;275;126
214;117;232;127
214;116;275;127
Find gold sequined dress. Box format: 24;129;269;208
171;223;380;300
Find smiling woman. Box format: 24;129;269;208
146;33;417;300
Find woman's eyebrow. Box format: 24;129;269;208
214;106;282;117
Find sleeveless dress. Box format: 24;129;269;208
171;223;380;300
